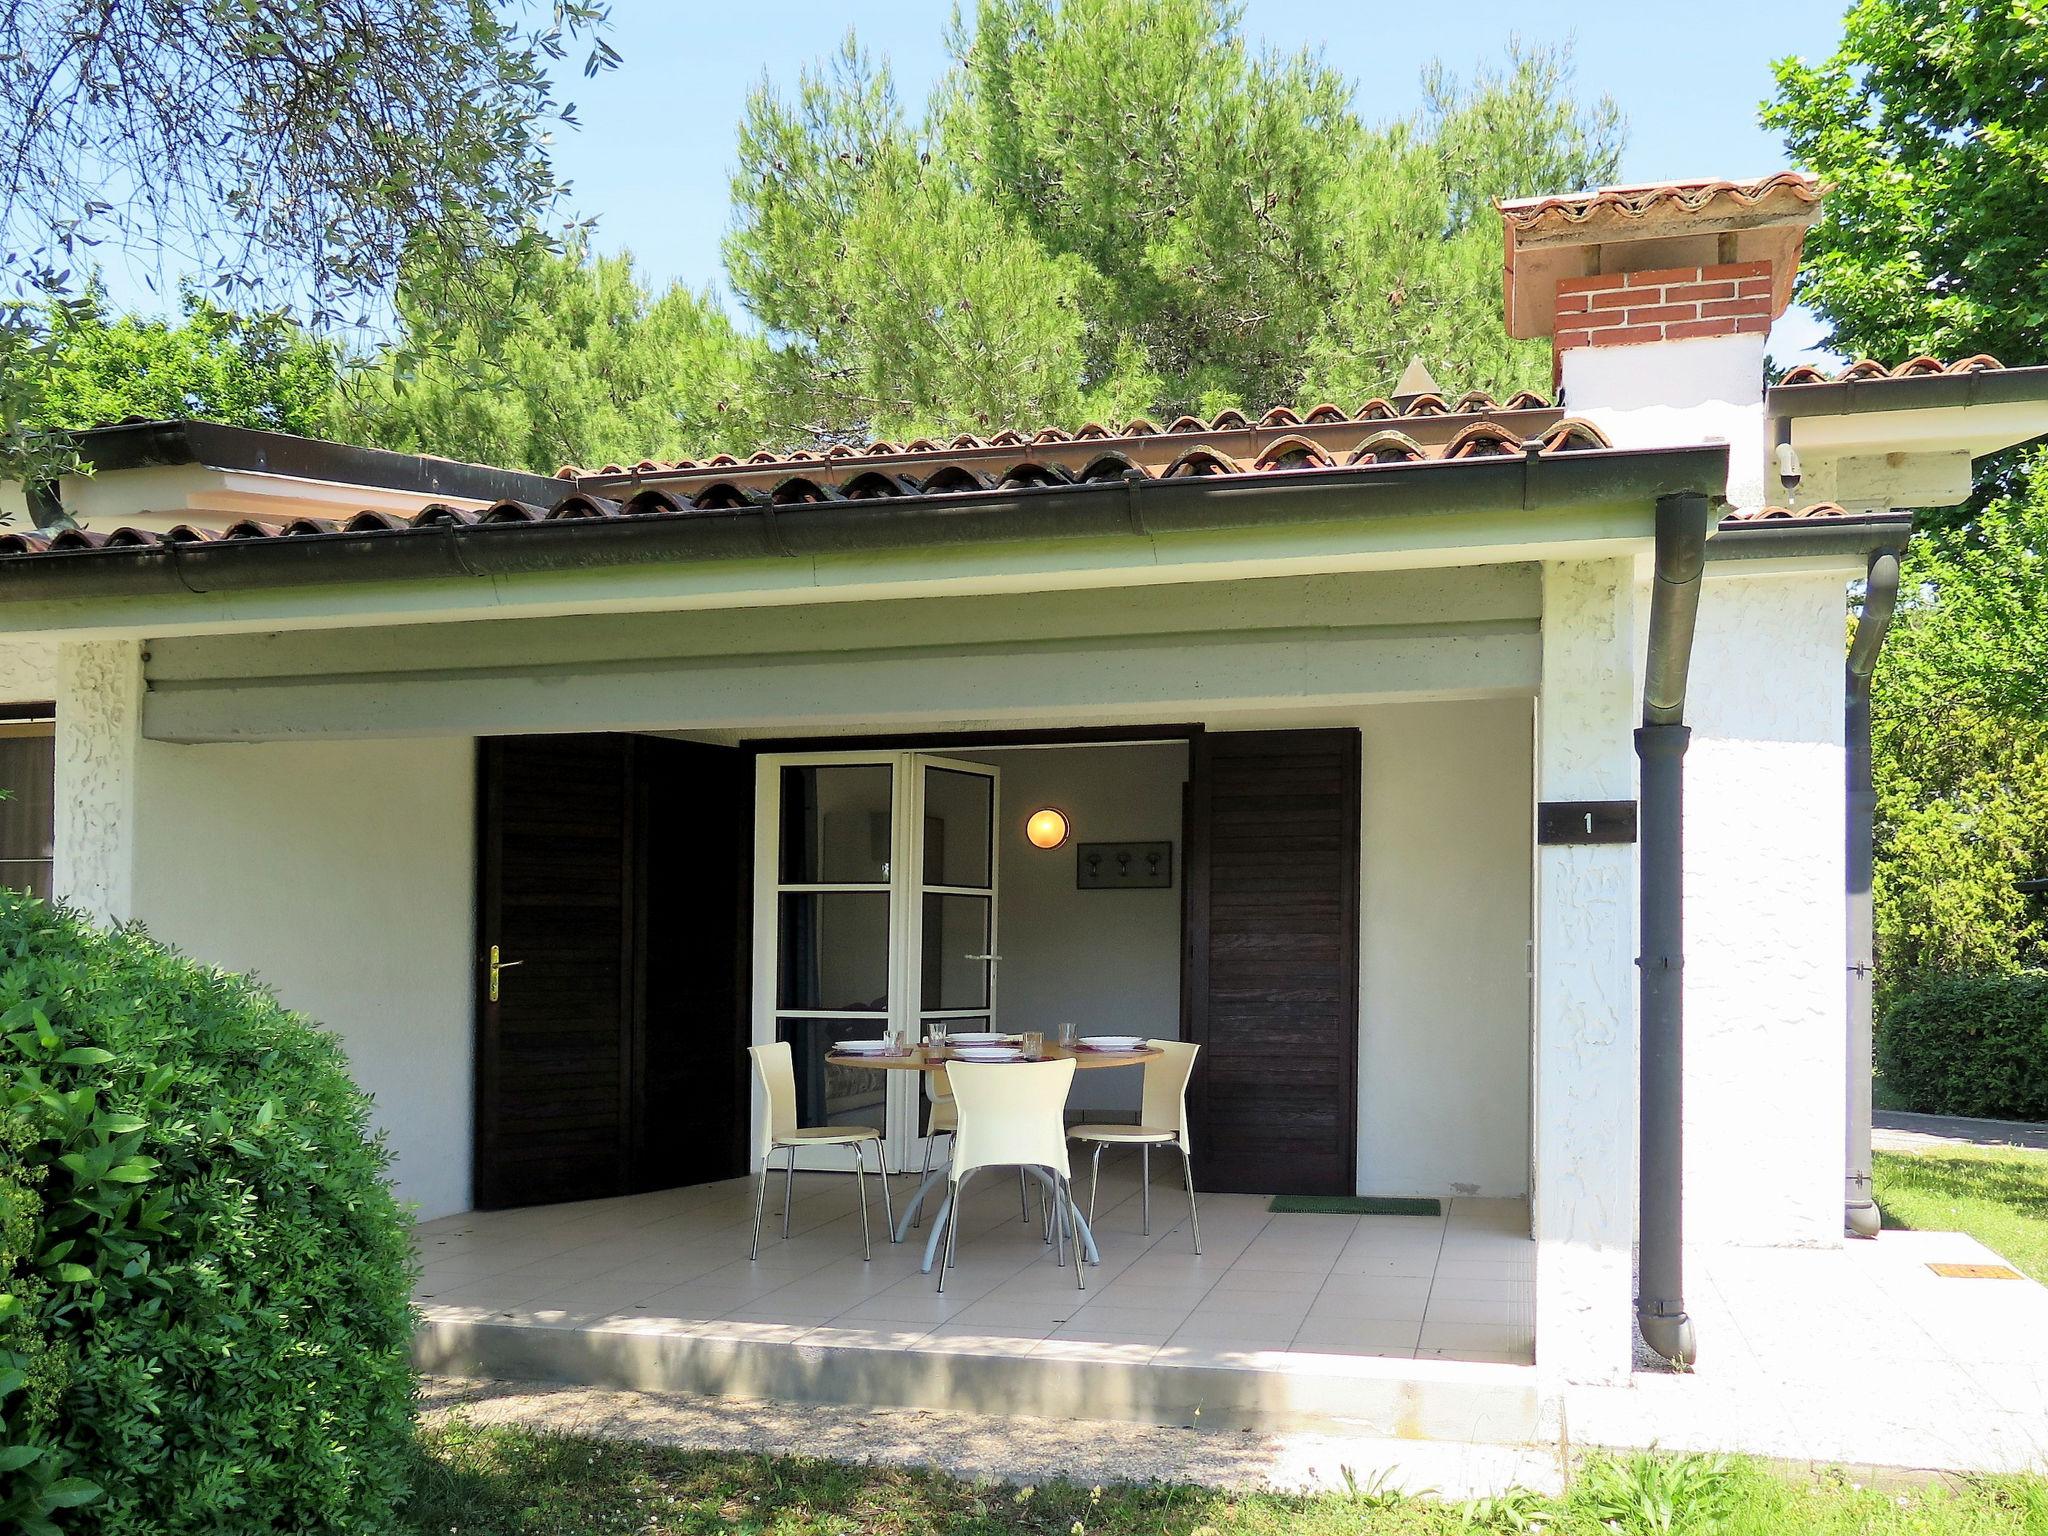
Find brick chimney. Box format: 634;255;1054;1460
1497;175;1823;510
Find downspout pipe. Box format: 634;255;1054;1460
1636;489;1712;1369
1845;549;1901;1239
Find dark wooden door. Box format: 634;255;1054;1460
475;735;752;1209
1185;729;1361;1195
630;738;752;1193
475;735;635;1208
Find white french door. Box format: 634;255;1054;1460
752;750;1000;1171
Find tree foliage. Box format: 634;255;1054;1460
726;3;1620;443
34;286;336;440
1765;0;2048;372
341;240;771;474
0;0;616;494
1871;453;2048;989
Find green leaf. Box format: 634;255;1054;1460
41;1478;105;1509
0;1443;44;1472
53;1263;92;1284
55;1046;114;1066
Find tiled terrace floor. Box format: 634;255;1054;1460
414;1149;1534;1367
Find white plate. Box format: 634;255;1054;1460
950;1046;1024;1062
833;1039;896;1054
1079;1035;1147;1051
943;1032;1019;1044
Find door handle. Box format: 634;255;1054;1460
963;953;1002;962
487;944;524;1001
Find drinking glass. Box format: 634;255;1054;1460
1021;1030;1045;1060
1058;1020;1078;1048
926;1027;947;1059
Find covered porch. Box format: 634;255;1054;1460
414;1145;1539;1438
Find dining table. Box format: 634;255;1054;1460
822;1040;1162;1273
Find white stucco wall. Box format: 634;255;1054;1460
1562;334;1769;512
1682;569;1847;1248
126;733;477;1221
1531;559;1640;1384
0;639;57;704
1357;698;1533;1199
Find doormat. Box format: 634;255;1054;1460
1268;1195;1441;1216
1928;1262;2021;1280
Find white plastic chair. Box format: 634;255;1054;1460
936;1058;1084;1293
1067;1038;1201;1252
911;1058;1036;1231
748;1041;895;1262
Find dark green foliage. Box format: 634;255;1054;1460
0;893;417;1534
1878;973;2048;1121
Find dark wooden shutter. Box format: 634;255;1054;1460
1185;729;1360;1195
474;735;753;1209
475;735;635;1208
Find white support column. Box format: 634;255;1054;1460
1533;559;1639;1384
53;640;145;924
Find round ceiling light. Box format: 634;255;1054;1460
1025;807;1070;850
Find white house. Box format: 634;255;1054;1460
3;172;2045;1395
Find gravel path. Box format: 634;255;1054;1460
419;1375;1565;1498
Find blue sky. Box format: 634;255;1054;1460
106;0;1855;364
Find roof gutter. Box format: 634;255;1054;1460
1844;548;1901;1240
0;443;1726;605
1768;364;2048;419
1636;489;1712;1369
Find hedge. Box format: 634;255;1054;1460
1876;970;2048;1122
0;894;418;1534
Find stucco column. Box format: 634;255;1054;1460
1533;559;1639;1384
53;639;145;924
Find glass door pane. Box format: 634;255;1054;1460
769;760;897;1149
901;755;1000;1167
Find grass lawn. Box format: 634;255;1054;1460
1874;1145;2048;1283
409;1420;2048;1535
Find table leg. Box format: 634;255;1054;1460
1022;1166;1099;1265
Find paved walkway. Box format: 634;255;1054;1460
1873;1111;2048;1154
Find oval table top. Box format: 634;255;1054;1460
823;1042;1160;1071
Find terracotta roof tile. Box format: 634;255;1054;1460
1496;173;1823;234
1775;354;2004;386
1719;502;1907;523
0;391;1615;563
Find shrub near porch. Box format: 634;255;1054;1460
0;895;417;1535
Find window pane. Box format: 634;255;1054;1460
922;768;992;887
777;892;889;1011
780;1017;890;1128
0;732;54;898
779;764;892;884
921;893;991;1010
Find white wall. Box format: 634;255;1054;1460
1356;698;1533;1199
992;743;1187;1118
1562;333;1769;512
1682;569;1847;1247
0;640;56;704
129;735;476;1221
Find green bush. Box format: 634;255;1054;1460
1877;971;2048;1122
0;893;418;1534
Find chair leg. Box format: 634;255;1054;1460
1088;1142;1104;1232
852;1142;872;1262
1019;1166;1030;1222
937;1169;970;1293
1067;1179;1087;1291
875;1137;896;1240
749;1155;771;1261
782;1144;797;1239
1141;1143;1152;1235
1051;1168;1065;1268
1180;1144;1202;1255
912;1132;937;1230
